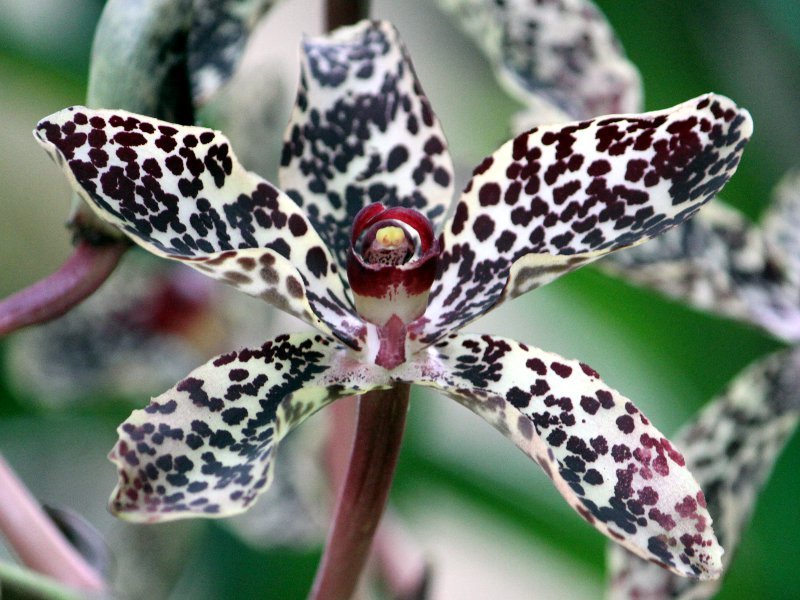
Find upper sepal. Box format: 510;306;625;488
279;20;454;272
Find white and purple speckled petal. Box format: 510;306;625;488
608;348;800;599
436;0;642;122
600;201;800;343
279;20;454;272
34;107;366;347
414;94;752;346
108;332;391;522
397;333;723;580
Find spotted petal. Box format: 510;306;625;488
398;333;722;579
35;107;365;347
600;200;800;342
436;0;642;123
415;94;753;346
279;20;454;271
108;332;391;522
608;348;800;599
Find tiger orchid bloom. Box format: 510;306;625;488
34;20;753;580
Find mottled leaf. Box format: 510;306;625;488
398;333;722;579
414;94;753;347
189;0;277;104
88;0;194;122
35;107;366;347
280;20;454;271
108;333;390;522
608;348;800;599
89;0;274;119
600;200;800;342
762;169;800;289
436;0;642;122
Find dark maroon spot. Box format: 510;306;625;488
597;390;614;409
88;128;107;148
639;487;659;505
221;407;248;425
588;159;611;176
616;415;635;434
286;276;303;298
155;136;178;152
649;508;676;531
306;246;328;278
583;469;603;485
580;395;600;415
451;202;468;235
478;182;501;206
506;386;530;408
386;145;409;172
611;444;631;462
472;215;494;242
288;213;308;237
526;358;546;375
114;131;147;146
590;436;608;455
550;362;572;378
546;428;567;446
165;155;184;175
199;131;215;144
495;230;516;252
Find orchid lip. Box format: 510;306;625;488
346;203;440;327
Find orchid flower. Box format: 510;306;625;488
33;18;753;584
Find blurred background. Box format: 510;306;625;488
1;0;798;598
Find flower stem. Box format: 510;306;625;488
0;455;106;592
325;0;370;31
310;383;410;600
0;562;89;600
0;239;127;336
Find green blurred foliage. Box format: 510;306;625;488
0;1;798;599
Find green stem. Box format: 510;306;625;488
309;383;411;600
0;561;91;600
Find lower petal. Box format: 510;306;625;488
108;332;390;522
398;333;723;579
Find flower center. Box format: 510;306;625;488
346;203;441;369
364;225;412;266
